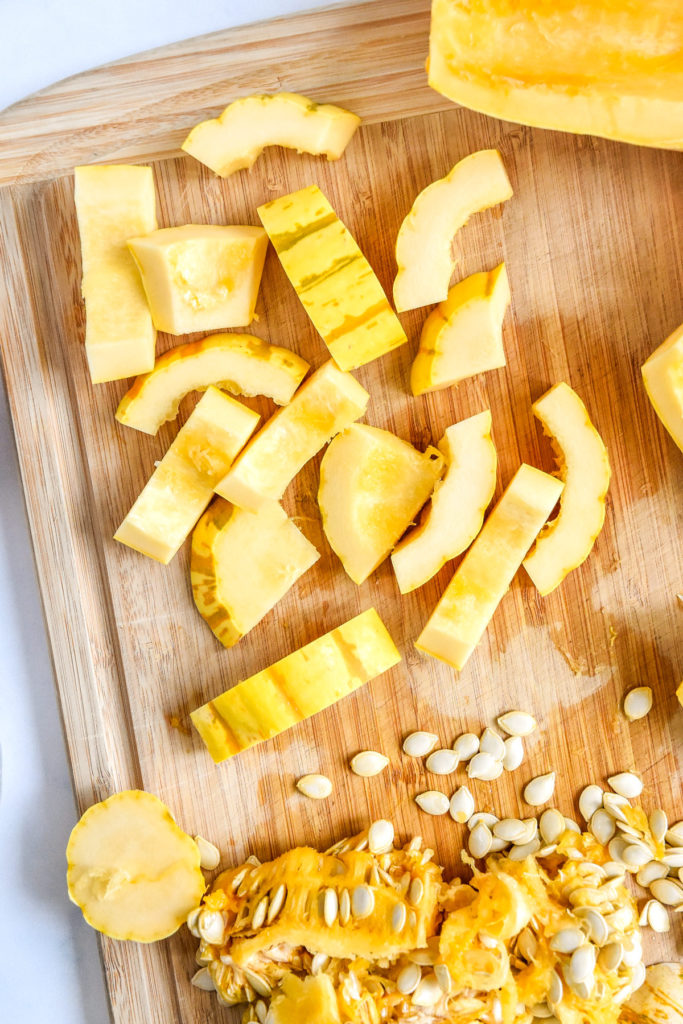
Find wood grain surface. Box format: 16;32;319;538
0;1;681;1021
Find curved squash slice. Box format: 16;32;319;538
429;0;683;151
411;264;510;395
182;92;360;178
393;150;512;312
621;964;683;1024
318;424;444;585
417;464;563;671
115;333;309;435
191;498;319;648
523;383;610;596
641;322;683;453
191;608;401;762
66;790;205;942
391;411;497;593
270;975;341;1024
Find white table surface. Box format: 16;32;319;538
0;2;330;1020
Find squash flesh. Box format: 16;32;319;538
641;322;683;453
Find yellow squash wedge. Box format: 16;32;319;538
270;974;341;1024
417;463;563;671
429;0;683;151
318;424;444;585
127;225;268;334
621;963;683;1024
411;264;510;394
66;790;205;942
393;150;512;312
641;322;683;453
114;386;259;563
182;92;360;177
115;333;309;435
74;164;157;383
216;359;369;512
391;411;497;593
191;498;319;648
258;185;407;370
523;383;611;595
191;608;401;762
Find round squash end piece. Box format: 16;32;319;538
66;790;205;942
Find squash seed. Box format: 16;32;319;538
497;710;538;737
608;772;643;799
452;732;480;760
194;835;221;871
489;836;509;852
523;773;556;806
339;888;351;925
579;785;604;822
515;819;539;845
480;727;506;760
434;963;452;993
351;884;375;918
468;812;498;830
186;907;202;938
255;999;267;1024
646;900;670;932
397;962;421;994
415;791;450;816
494;818;527;843
426;748;460;775
191;967;215;991
267;883;286;924
296;774;332;800
244;969;271;998
539;808;565;845
412;974;442;1007
549;927;584;953
503;736;524;771
531;1005;553;1019
649;877;683;906
602;793;631;822
449;785;475;823
468;752;503;781
517;927;537;962
549;969;563;1005
567;945;596;984
198;908;227;945
508;838;541;860
662;849;683;868
599;942;623;971
590;809;616;846
649;809;668;844
251;896;269;930
564;817;581;834
350;750;390;777
323;888;338;927
574;907;609;945
403;731;439;757
623;686;653;722
469;822;493;859
636;861;668;887
622;844;653;869
392;902;407;933
409;877;425;906
368;819;394;854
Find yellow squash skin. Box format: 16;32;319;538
411;264;510;394
429;0;683;151
393;150;512;312
416;464;564;671
182;92;360;177
66;790;205;942
191;498;319;647
127;224;268;334
258;185;407;370
641;322;683;453
74;165;157;383
523;382;611;596
115;333;309;435
190;608;401;762
114;386;259;564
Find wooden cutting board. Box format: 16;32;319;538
0;1;681;1020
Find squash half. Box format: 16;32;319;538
429;0;683;151
641;322;683;453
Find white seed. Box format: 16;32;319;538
567;944;596;984
662;850;683;868
666;821;683;845
622;843;653;868
603;861;627;879
251;896;269;930
608;772;643;799
602;793;630;822
412;974;442;1007
531;1005;553;1019
392;902;407;933
480;727;506;760
452;732;480;761
323;888;338;927
599;942;623;971
646;900;670;932
608;836;629;863
267;883;286;924
489;836;509;852
549;969;563;1005
434;963;451;993
508;838;541;860
350;750;390;777
605;907;634;931
575;907;609;946
538;844;558;857
469;822;493;859
415;791;449;816
636;861;668;887
339;888;351;925
255;999;268;1023
194;835;221;871
191;967;215;991
517;927;537;962
403;732;439;757
514;818;539;845
549;927;584;953
539;808;566;845
590;809;616;846
397;962;421;995
649;809;668;844
244;969;271;998
503;736;524;771
650;878;683;906
564;817;581;834
468;812;498;830
352;885;375;918
311;953;329;975
296;774;332;800
409;877;425;906
449;786;475;824
468;752;503;781
579;785;604;822
494;818;527;843
186;907;201;938
426;748;460;775
368;819;394;854
198;908;226;945
569;977;595;1001
497;710;538;737
524;772;556;806
623;686;653;721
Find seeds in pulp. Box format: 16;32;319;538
548;969;563;1005
267;883;287;923
567;944;596;984
549;927;584;954
497;710;538;737
350;750;389;777
426;748;460;775
434;963;451;993
409;877;425;906
397;962;421;994
351;884;375;918
323;887;338;926
191;967;215;991
403;731;439;757
415;790;450;816
599;942;623;971
339;888;351;925
412;974;442;1008
449;786;475;823
392;902;407;933
296;774;332;800
251;896;269;930
523;772;556;806
198;909;226;945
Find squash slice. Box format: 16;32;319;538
523;383;611;596
621;964;683;1024
641;322;683;453
115;333;309;435
182;92;360;177
391;411;497;593
66;790;205;942
393;150;512;312
270;975;341;1024
216;360;369;512
417;464;563;671
191;498;319;648
115;386;259;563
191;608;401;762
429;0;683;151
411;264;510;394
258;185;407;370
318;424;444;585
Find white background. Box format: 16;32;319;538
0;2;330;1020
